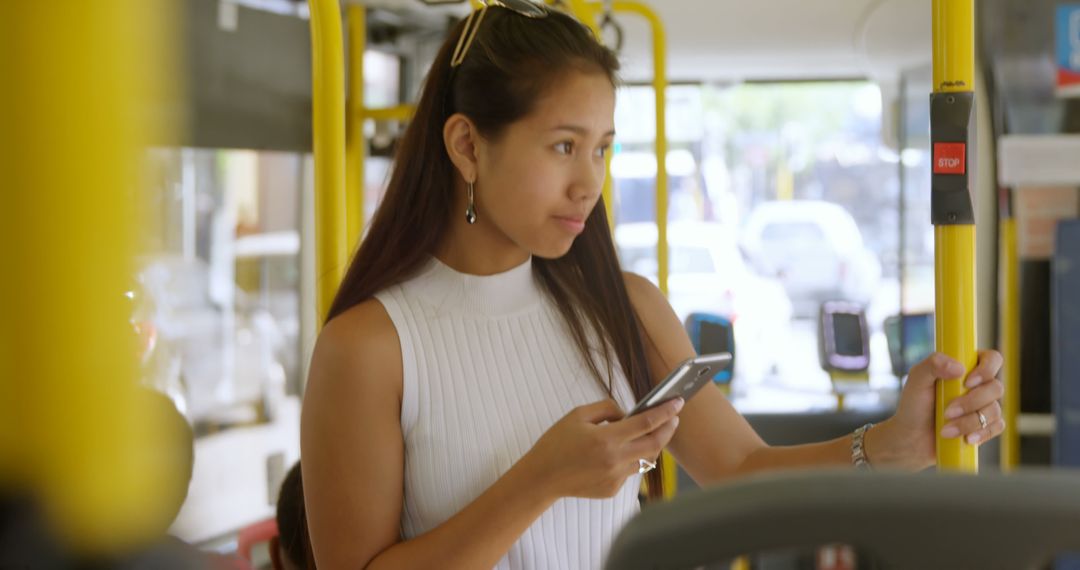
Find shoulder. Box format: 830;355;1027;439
621;272;696;376
622;271;667;311
622;271;678;331
320;298;399;355
307;298;403;405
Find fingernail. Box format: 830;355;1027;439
672;398;685;412
672;417;681;429
965;375;982;388
967;433;982;445
941;425;961;438
948;362;965;376
945;406;963;420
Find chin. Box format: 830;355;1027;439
530;238;577;260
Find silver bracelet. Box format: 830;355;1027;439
852;423;874;471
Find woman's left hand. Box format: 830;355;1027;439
867;350;1005;471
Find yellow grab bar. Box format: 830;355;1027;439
931;0;978;473
935;226;979;472
346;7;416;261
366;104;417;122
1;0;179;553
346;5;366;251
309;0;349;324
612;1;669;299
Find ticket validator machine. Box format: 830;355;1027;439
884;312;935;380
818;301;871;409
685;313;735;393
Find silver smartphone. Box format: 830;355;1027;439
627;352;733;416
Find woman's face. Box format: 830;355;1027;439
473;71;616;259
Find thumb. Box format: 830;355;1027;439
573;399;626;425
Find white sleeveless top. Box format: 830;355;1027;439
373;256;642;570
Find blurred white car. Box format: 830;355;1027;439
615;221;793;385
740;200;881;317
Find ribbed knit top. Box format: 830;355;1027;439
373;256;642;570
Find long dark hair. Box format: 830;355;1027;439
326;6;665;500
276;462;313;569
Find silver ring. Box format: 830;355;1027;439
638;458;656;474
977;410;988;430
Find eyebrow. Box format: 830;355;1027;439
551;125;617;137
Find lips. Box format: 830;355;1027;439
554;215;586;234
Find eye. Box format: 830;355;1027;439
555;141;574;155
595;144;610;159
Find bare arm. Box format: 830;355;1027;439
367;463;558;570
623;272;866;484
623;272;1006;480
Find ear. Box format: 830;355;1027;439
443;112;480;184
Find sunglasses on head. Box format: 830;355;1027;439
450;0;549;68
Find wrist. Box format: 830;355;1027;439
511;450;563;504
864;418;932;471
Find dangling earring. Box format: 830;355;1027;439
465;181;477;224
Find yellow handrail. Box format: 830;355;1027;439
309;0;349;325
1;0;178;554
346;7;415;261
346;5;367;251
366;104;417;122
932;0;978;473
612;1;669;300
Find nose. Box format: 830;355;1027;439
568;154;604;205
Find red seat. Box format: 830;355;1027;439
236;518;279;563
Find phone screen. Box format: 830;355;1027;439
833;313;863;356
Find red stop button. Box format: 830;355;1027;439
933;142;966;175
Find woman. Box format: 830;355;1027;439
301;2;1006;569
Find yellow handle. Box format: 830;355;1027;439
1;0;181;553
932;0;978;474
310;0;349;325
934;226;979;472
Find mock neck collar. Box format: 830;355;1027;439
410;255;544;317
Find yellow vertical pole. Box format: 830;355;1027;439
0;0;178;554
777;161;794;200
932;0;978;473
612;1;668;301
1000;217;1020;470
309;0;349;326
346;5;366;251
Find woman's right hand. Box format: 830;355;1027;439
520;398;683;499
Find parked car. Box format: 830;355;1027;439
615;221;793;385
740;200;881;317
